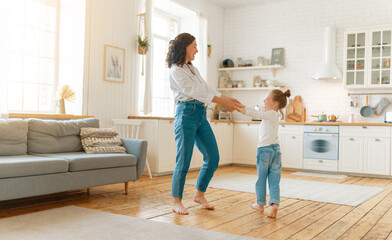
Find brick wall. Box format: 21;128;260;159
222;0;392;122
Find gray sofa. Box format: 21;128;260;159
0;118;147;201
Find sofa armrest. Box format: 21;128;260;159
121;138;148;180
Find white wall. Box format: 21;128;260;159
84;0;142;127
222;0;392;122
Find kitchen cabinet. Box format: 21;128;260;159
210;122;233;165
279;124;303;169
344;28;392;89
233;123;259;165
339;126;390;175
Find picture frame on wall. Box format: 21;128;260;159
271;48;284;65
104;45;125;83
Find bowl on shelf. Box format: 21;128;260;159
266;80;277;87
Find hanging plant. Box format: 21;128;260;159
137;35;149;55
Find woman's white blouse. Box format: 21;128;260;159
169;64;221;104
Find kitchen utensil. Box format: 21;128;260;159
385;111;392;123
285;99;294;122
374;97;390;115
328;114;339;121
311;113;327;122
360;96;373;117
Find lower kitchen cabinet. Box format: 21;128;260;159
279;124;303;169
210;122;233;165
339;126;391;176
139;119;232;175
233;123;259;165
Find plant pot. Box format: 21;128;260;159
138;46;147;55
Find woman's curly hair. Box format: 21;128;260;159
166;33;195;68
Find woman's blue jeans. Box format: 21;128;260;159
171;100;220;199
256;144;282;206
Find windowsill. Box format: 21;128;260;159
8;113;94;120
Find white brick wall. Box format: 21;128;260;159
222;0;392;122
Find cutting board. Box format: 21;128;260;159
286;96;305;122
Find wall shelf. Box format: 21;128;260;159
218;65;284;77
217;87;280;91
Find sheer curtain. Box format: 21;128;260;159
196;14;208;80
139;0;153;115
0;1;10;118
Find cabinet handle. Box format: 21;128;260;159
349;138;354;141
375;138;380;141
169;120;173;124
247;124;250;126
281;124;285;127
362;126;367;129
292;136;296;139
319;160;323;163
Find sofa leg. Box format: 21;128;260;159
124;182;128;195
87;188;90;195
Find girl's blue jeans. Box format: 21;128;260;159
256;144;282;206
171;100;220;199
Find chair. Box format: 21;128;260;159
112;119;152;179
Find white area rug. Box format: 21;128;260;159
0;206;259;240
186;173;384;206
291;171;348;179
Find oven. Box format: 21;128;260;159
303;125;339;160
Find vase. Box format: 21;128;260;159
57;98;66;114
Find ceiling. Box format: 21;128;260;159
207;0;272;9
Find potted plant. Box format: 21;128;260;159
137;35;149;55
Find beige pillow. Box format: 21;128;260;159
80;127;126;154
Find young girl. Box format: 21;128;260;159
238;89;291;218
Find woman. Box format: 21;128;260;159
166;33;244;215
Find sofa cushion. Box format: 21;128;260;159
0;155;68;178
34;152;137;172
27;118;99;154
0;119;28;156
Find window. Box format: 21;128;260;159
151;11;178;117
7;0;59;113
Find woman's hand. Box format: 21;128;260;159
212;95;245;112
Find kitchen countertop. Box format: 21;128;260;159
128;116;392;126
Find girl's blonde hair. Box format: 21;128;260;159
271;89;291;119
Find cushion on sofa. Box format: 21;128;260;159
33;152;137;171
0;119;28;156
80;128;126;153
0;155;68;178
27;118;99;154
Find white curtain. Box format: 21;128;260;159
139;0;153;115
0;1;9;118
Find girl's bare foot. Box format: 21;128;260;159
194;190;214;210
173;198;189;215
268;203;279;218
250;201;264;213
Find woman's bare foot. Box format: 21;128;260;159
173;198;189;215
250;201;264;213
268;203;279;218
194;190;214;210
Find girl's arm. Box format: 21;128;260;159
242;107;276;120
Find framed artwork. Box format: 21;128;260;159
271;48;284;65
104;45;125;83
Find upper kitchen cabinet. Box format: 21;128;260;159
344;28;392;89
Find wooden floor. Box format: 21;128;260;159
1;166;392;240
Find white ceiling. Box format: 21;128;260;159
207;0;272;9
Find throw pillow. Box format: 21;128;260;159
80;127;126;154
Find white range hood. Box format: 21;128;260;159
313;26;343;80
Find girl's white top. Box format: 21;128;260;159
245;107;280;148
169;64;221;104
